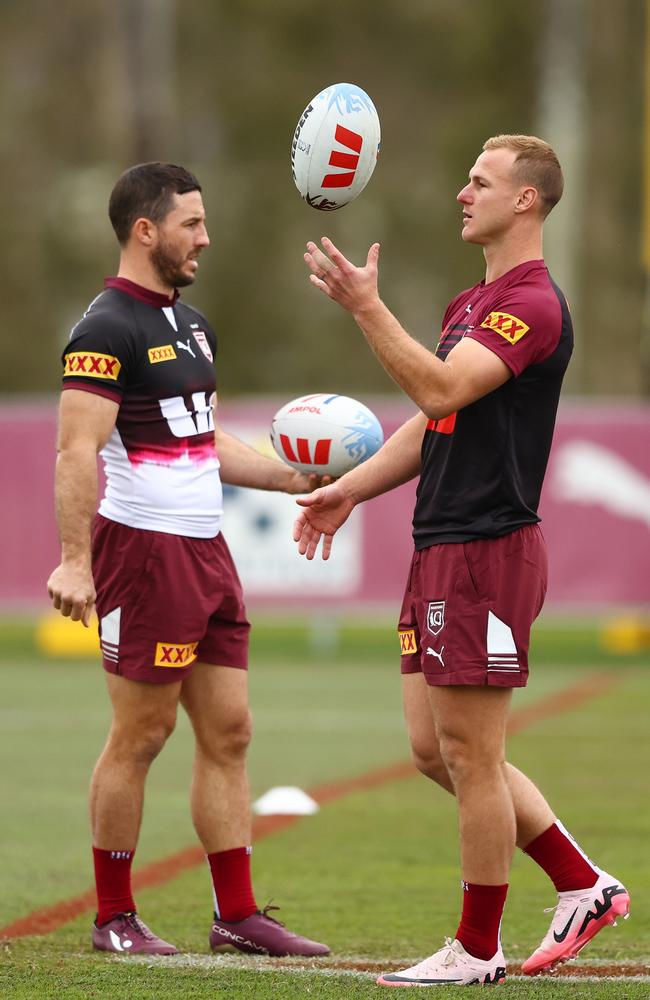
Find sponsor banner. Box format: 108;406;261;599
63;352;121;379
480;311;529;344
399;629;418;654
154;640;198;667
0;398;649;609
148;345;177;364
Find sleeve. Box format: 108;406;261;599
467;285;562;377
61;316;135;403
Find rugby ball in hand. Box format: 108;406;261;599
270;393;384;477
291;83;380;211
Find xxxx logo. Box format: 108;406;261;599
322;124;363;188
63;352;121;380
480;311;530;344
148;345;177;364
154;641;198;668
399;629;418;655
279;435;331;466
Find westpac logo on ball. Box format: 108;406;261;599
291;83;381;211
270;393;383;477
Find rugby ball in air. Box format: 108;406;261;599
291;83;381;211
270;393;384;477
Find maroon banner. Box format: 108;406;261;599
1;398;648;611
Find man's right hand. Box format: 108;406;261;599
47;562;96;627
293;482;356;560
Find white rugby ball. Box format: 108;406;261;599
291;83;380;211
270;393;384;477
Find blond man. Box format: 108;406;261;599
295;136;629;986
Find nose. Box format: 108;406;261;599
197;224;210;248
457;184;471;205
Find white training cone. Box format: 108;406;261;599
252;786;320;816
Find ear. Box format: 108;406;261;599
131;217;156;246
514;186;539;214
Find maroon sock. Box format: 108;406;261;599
455;882;508;961
207;846;258;922
524;821;599;892
93;847;136;926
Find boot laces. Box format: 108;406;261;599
124;912;156;940
260;901;285;928
416;938;459;974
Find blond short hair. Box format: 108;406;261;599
483;134;564;217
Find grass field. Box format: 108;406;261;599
1;617;649;998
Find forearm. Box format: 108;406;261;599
216;428;294;491
337;413;425;505
55;446;99;565
353;300;455;419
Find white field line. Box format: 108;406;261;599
108;952;650;982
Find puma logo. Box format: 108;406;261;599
426;645;445;668
176;339;196;358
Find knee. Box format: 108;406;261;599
410;738;453;790
112;710;177;767
411;736;452;791
199;708;253;764
438;731;502;785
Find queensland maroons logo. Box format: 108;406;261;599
427;601;445;636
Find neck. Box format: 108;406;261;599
117;252;174;296
482;231;544;284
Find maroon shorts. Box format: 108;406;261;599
91;515;250;684
398;524;547;688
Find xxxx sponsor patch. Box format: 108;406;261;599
63;352;121;380
480;311;530;344
148;345;177;364
154;640;198;667
399;629;418;655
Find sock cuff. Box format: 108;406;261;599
92;846;135;861
207;845;252;864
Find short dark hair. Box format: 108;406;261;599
108;162;202;245
483;135;563;217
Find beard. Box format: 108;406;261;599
150;239;196;289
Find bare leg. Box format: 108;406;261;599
90;674;181;848
427;685;513;882
180;664;253;852
403;673;555;849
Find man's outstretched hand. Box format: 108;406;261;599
303;237;380;316
293;482;356;560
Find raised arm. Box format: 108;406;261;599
294;412;426;560
304;238;511;418
47;389;118;626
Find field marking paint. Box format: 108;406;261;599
0;669;620;942
112;953;650;981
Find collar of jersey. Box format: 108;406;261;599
104;276;180;308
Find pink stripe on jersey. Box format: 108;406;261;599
128;441;218;467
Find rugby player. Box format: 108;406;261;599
47;162;329;958
295;135;629;985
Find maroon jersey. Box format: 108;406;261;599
61;277;221;538
413;260;573;547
